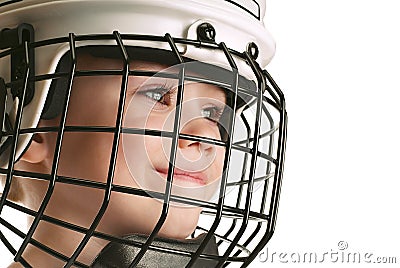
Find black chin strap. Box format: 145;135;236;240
91;233;219;268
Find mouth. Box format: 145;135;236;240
156;167;208;186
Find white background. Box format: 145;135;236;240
262;0;400;267
1;0;400;266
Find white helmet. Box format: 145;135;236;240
0;0;287;267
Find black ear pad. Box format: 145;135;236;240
41;51;71;120
91;233;219;268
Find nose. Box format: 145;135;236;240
178;118;219;154
175;118;219;171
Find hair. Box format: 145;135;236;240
0;175;24;202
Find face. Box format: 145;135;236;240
16;51;229;263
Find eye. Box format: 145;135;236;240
138;83;177;109
201;106;224;123
144;89;166;104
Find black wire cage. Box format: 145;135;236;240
0;25;287;268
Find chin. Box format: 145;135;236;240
158;205;202;239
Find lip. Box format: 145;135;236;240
156;167;208;186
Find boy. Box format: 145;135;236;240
0;0;287;267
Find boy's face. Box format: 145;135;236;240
25;51;228;253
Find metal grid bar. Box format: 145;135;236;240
216;109;251;254
232;103;275;259
0;31;287;267
14;33;77;263
64;31;130;267
241;71;287;267
215;51;264;267
0;230;32;267
0;217;88;267
186;41;239;267
0;41;35;268
1;200;261;264
0;40;31;214
1;174;270;223
128;33;186;267
263;70;287;233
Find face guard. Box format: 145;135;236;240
0;0;287;267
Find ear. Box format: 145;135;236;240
20;133;48;164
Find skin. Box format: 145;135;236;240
8;52;227;267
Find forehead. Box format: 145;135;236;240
75;46;231;77
54;46;255;109
76;46;181;68
75;47;231;94
76;52;169;72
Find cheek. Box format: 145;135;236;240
57;132;114;181
67;76;120;126
122;112;171;168
120;130;167;192
121;132;164;166
214;146;225;173
56;75;131;181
